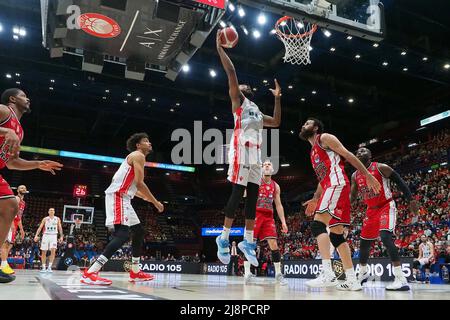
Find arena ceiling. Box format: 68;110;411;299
0;0;448;175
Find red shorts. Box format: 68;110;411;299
254;211;277;241
361;200;397;240
315;184;350;227
0;175;15;200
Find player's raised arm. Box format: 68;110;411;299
321;133;381;194
263;79;281;128
216;30;241;112
130;152;164;213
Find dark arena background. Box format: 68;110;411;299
0;0;448;309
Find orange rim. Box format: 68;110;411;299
275;16;317;39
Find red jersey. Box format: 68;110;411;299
355;162;392;208
256;178;277;216
310;134;349;188
0;106;24;169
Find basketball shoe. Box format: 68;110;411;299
0;269;15;283
275;273;288;286
81;269;112;286
216;236;230;264
244;272;256;284
305;270;337;288
1;264;14;275
129;270;154;282
238;240;258;267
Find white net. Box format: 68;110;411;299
275;16;317;65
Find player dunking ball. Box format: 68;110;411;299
299;118;381;290
215;29;282;267
0;88;63;283
1;185;27;275
352;147;418;290
34;208;64;273
81;133;164;285
243;160;289;285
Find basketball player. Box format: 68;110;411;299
352;147;418;290
299;118;381;290
33;208;64;272
81;133;164;285
412;234;435;283
215;30;282;268
243;160;289;285
0;88;63;283
0;185;27;275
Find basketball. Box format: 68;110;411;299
219;27;239;48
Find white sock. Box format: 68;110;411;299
244;261;252;275
274;262;281;275
131;257;140;273
220;227;230;241
322;259;332;273
360;264;368;274
393;266;404;279
345;268;357;281
88;255;108;274
244;229;254;244
1;260;7;268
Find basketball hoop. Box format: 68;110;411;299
275;16;317;65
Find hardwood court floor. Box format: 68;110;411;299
1;270;449;300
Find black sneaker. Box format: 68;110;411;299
0;269;16;283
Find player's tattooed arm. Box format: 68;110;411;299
131;152;164;213
321;133;381;194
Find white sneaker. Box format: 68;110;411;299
386;277;410;291
305;270;337;288
275;273;288;286
40;268;47;273
244;273;256;284
336;278;363;291
47;267;53;273
357;270;370;285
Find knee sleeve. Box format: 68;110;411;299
359;239;372;264
224;184;246;219
271;250;281;263
130;224;145;257
103;225;130;259
310;220;327;238
329;232;346;249
244;182;259;220
380;230;400;262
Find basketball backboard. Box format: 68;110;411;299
63;205;94;224
239;0;385;41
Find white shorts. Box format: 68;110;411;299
227;147;262;186
105;192;140;228
41;234;58;251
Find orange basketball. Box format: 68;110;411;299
219;27;239;48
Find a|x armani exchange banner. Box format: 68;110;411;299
103;258;414;281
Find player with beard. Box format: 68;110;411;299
352;147;418;290
215;30;282;268
0;88;63;283
1;185;27;275
243;160;289;285
299;118;381;290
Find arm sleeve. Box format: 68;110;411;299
390;170;412;201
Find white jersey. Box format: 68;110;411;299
105;156;138;198
43;216;59;235
228;98;263;165
421;242;433;258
